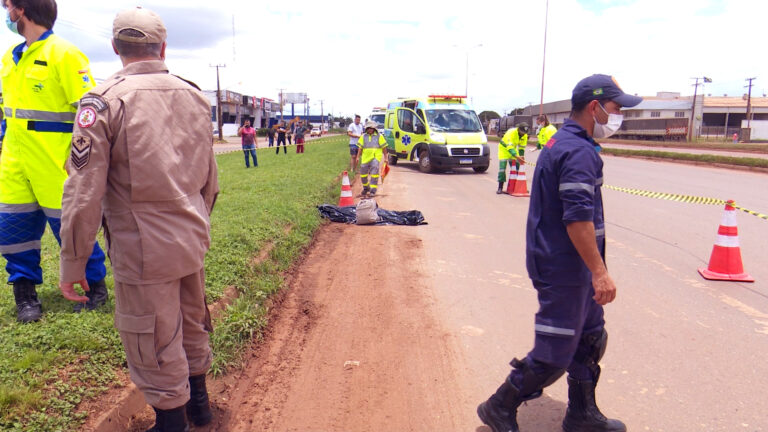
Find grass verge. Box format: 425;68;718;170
601;147;768;169
601;138;768;153
0;135;349;431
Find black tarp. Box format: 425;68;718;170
317;204;427;226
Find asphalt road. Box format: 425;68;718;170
384;147;768;431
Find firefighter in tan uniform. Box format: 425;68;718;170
57;8;218;432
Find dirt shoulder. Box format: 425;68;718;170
198;181;464;431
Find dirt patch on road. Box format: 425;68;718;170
207;221;465;431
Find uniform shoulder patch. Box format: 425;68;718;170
77;107;97;128
546;138;556;149
70;135;92;170
79;95;108;112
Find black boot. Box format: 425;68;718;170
477;380;523;432
73;279;109;312
13;279;42;323
496;182;504;194
186;374;213;426
146;405;189;432
562;377;626;432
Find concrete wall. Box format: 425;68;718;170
741;119;768;140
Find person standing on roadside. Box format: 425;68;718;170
496;123;527;194
477;74;641;432
536;114;557;151
347;114;363;172
266;124;275;147
294;120;308;154
0;0;108;322
238;119;258;168
276;120;287;154
58;7;219;431
355;120;388;198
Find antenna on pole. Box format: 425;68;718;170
210;64;226;141
232;15;236;63
539;0;549;116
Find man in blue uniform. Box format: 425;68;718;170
477;74;641;432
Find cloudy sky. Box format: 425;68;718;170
2;0;766;118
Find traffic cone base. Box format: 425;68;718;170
511;165;530;197
339;171;354;207
698;200;753;283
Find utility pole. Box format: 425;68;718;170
319;100;324;134
539;0;549;116
210;64;226;141
745;77;756;135
687;76;711;142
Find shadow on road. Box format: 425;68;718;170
474;394;567;432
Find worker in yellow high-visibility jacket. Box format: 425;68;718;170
496;123;528;194
355;120;388;198
536;114;557;150
0;0;107;322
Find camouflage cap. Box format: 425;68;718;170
113;7;167;44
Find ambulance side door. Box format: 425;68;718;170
395;108;427;159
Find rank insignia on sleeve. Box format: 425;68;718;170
79;95;107;112
77;107;97;128
71;135;92;169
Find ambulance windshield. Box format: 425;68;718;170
370;114;385;128
426;109;483;133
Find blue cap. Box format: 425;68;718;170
571;74;643;108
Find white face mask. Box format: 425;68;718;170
592;102;623;139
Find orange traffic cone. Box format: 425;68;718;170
510;164;530;197
698;200;754;282
505;167;517;194
338;171;354;207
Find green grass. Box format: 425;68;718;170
601;147;768;169
601;138;768;153
0;135;350;431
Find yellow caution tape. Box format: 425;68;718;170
525;161;768;221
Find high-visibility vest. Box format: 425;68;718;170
498;127;527;160
357;133;387;164
0;31;94;206
538;124;557;147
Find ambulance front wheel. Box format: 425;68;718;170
388;154;398;166
418;149;433;173
473;165;489;173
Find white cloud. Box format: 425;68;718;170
0;0;765;117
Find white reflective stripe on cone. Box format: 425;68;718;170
720;210;737;227
715;235;740;248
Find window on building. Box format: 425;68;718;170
675;111;685;118
650;111;661;118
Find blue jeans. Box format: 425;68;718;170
243;145;257;167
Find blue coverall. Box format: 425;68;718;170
523;118;606;381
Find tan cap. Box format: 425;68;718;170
113;7;166;44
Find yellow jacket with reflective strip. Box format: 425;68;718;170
498;128;526;160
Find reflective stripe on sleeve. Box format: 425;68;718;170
0;240;42;254
595;227;605;236
0;203;41;213
559;183;595;194
4;107;12;117
14;109;76;122
41;207;62;218
595;177;604;186
535;324;576;336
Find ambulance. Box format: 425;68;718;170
368;107;386;133
382;95;489;173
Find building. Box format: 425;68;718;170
521;92;768;140
204;90;281;135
